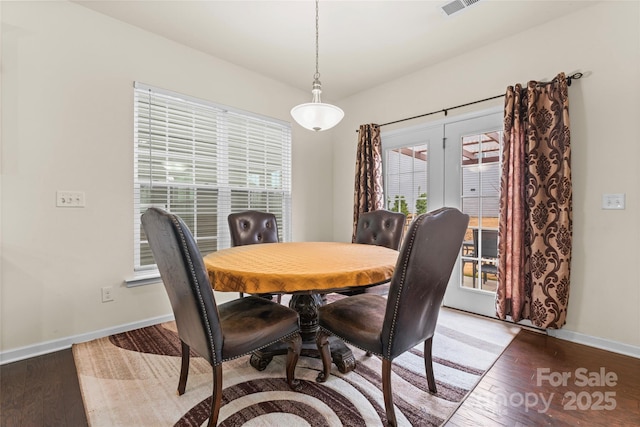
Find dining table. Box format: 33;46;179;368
203;241;399;373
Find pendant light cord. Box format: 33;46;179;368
314;0;320;80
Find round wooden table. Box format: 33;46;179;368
203;242;398;372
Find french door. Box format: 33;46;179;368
382;108;503;318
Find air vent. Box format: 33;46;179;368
441;0;481;16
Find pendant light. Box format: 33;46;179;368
290;0;344;132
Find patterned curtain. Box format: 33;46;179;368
497;72;572;329
352;124;384;241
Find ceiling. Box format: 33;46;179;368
74;0;595;101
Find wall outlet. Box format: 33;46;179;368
56;190;85;207
101;286;114;303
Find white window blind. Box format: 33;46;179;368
133;83;292;273
385;144;428;218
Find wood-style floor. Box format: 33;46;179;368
1;328;638;426
446;329;640;426
1;348;88;427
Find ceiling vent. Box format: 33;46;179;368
441;0;481;16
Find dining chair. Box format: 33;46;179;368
479;228;499;284
340;209;406;296
316;207;469;427
227;210;282;302
228;210;279;246
354;209;406;250
142;207;302;427
470;228;499;287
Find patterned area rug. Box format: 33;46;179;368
73;305;519;426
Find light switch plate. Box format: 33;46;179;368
56;190;85;207
602;193;625;210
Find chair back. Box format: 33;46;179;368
473;228;498;259
381;207;469;359
228;210;279;247
354;209;406;250
141;207;223;365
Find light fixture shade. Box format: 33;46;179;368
290;102;344;132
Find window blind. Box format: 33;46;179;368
133;83;292;273
384;144;428;217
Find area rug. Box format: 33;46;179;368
73;306;520;426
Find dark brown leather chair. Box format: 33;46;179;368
228;210;281;302
142;207;302;427
228;210;279;246
316;207;469;427
354;209;406;250
473;228;499;286
341;209;406;296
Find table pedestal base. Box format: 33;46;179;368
249;335;355;373
248;293;356;374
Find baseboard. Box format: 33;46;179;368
3;313;637;364
445;306;640;359
0;314;175;365
547;328;640;359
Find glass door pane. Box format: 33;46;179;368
386;144;428;221
383;122;442;236
460;131;502;292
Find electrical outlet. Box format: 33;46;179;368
602;193;625;210
101;287;114;303
56;190;86;207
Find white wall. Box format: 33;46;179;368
2;0;638;359
0;1;334;355
332;1;640;349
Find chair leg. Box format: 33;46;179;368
315;329;332;383
382;359;397;427
276;294;282;304
285;333;302;390
177;340;190;395
206;364;223;427
424;337;437;393
472;262;477;288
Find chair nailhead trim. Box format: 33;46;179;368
318;327;385;359
171;215;218;365
385;213;425;359
220;330;302;363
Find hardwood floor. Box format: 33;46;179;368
1;329;638;426
1;349;88;427
446;329;640;427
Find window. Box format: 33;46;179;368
382;124;441;234
133;83;291;274
459;131;502;291
385;144;428;225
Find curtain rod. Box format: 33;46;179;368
356;72;583;132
